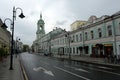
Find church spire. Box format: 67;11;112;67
40;12;42;19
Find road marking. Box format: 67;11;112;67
65;65;89;73
33;67;54;76
98;66;112;70
75;65;120;76
33;67;42;72
44;70;54;76
39;61;49;65
19;58;29;80
75;68;89;73
54;66;91;80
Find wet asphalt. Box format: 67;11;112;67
20;52;120;80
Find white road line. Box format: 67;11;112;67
98;66;113;70
75;65;120;76
54;66;91;80
94;68;120;76
65;65;89;73
39;61;49;65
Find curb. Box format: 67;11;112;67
19;58;29;80
72;59;120;69
54;56;120;69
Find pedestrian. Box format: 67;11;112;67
107;54;110;63
117;55;120;64
113;55;117;64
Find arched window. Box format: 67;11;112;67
98;28;102;38
91;30;94;39
107;25;112;36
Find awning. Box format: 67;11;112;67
104;44;112;46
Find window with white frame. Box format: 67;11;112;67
73;47;75;54
73;35;75;42
80;33;82;41
91;30;94;39
107;25;112;36
85;32;88;40
77;47;79;54
76;34;78;42
98;28;102;38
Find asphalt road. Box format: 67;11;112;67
20;52;120;80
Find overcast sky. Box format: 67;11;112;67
0;0;120;46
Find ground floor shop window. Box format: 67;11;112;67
91;44;113;58
84;46;89;54
104;46;113;56
77;47;79;54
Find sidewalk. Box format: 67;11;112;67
53;55;120;68
0;55;24;80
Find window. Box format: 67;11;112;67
70;36;73;42
80;34;82;41
98;28;102;38
77;47;79;54
70;48;72;53
65;48;67;53
85;32;87;40
107;25;112;36
119;23;120;31
73;35;75;42
63;39;64;44
73;47;75;53
91;31;94;39
76;35;78;42
65;38;67;43
67;48;69;53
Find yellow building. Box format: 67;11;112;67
70;20;87;31
0;19;11;55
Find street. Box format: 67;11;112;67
20;52;120;80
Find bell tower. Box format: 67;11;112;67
36;13;45;39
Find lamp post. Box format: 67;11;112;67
1;6;25;70
16;37;20;54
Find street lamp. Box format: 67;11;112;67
1;6;25;70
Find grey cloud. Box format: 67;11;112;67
1;0;120;45
56;20;67;26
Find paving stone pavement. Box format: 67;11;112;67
0;55;24;80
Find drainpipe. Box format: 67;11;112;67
103;20;106;56
112;17;117;56
82;27;85;55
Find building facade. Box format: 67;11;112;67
0;19;11;55
32;14;65;55
51;11;120;57
70;20;87;31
